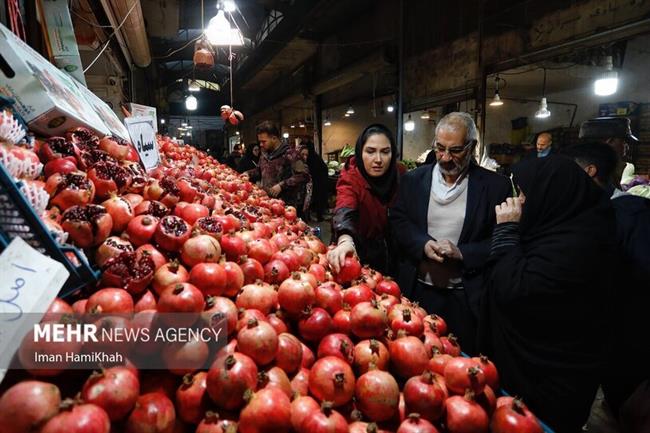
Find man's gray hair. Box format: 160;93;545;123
435;112;479;143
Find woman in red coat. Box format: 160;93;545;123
327;124;403;275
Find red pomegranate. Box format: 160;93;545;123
355;367;400;422
264;259;290;284
317;333;354;364
353;339;390;374
81;367;140;421
397;413;440;433
100;250;155;294
301;342;315;368
445;392;489;433
441;334;462;356
257;366;292;398
41;401;110;433
135;244;167;270
194;216;225;241
266;311;289;334
350;300;388;339
44;157;77;178
190;262;227;296
301;401;349;433
99;136;131;161
238;388;291;433
334;255;362;284
424;314;448;336
87;161;132;199
180;234;222;267
203;295;238;336
162;338;210;375
403;371;448;422
207;353;258;410
390;308;424;337
240;256;265;285
490;398;543;433
298;307;332;342
134;290;157;312
134;200;169;218
157;282;205;326
0;380;61;433
291;395;320;432
196;412;237;433
237;309;268;332
428;348;453;375
237;317;278;365
278;272;316;315
309;356;355;407
291;367;311;397
126;215;159;246
314;282;343;315
443;357;486;395
85;288;134;314
180;203;209;225
389;332;429;378
220;233;247;260
155;215;191;252
275;332;303;375
101;195;134;233
247;238;274;264
43;298;73;322
61;204;112;248
472;354;500;390
342;284;374;307
153;260;190;295
125;392;176;433
223;261;245;296
39;137;79;162
95;236;134;267
375;277;401;297
236;281;278;315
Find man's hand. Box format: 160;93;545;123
424;240;444;263
495;197;523;224
424;239;463;262
269;184;282;197
327;242;356;273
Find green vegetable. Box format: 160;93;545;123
340;144;354;158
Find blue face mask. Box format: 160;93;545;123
537;147;551;157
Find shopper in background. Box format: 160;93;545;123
389;112;510;354
246;121;309;209
479;155;616;433
225;144;243;170
328;124;402;275
237;142;260;176
535;132;553;157
298;144;313;221
562;142;650;424
303;140;329;221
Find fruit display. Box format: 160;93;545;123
0;128;546;433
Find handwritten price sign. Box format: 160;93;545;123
125;116;160;171
0;238;69;382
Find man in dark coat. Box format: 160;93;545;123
303;141;329;221
389;112;510;354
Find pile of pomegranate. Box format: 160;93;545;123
0;129;545;433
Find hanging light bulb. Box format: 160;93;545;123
386;105;395;113
181;121;188;127
534;69;550;119
205;10;243;46
160;118;166;124
489;75;504;107
235;131;240;135
535;97;551;119
404;114;415;132
188;80;201;92
299;121;306;128
324;115;331;126
346;106;355;115
222;0;237;12
282;132;289;139
420;112;430;120
290;124;295;128
185;95;198;111
594;55;619;96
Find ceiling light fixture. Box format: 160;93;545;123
489;75;504;107
188;80;201;92
205;10;243;46
594;55;619;96
535;69;551;119
185;95;198;111
420;112;430;120
404;114;415;132
386;105;394;113
324;112;331;126
236;131;240;135
299;122;305;128
181;122;188;127
160;119;165;124
346;106;355;115
282;132;289;139
222;0;237;12
290;124;295;128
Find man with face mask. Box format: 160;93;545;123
390;112;510;354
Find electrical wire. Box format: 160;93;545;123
71;10;114;28
83;1;139;73
154;33;204;60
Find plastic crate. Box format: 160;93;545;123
0;161;99;297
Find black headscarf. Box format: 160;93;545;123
479;156;617;433
244;142;260;162
354;124;399;203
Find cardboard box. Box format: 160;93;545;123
75;82;130;140
0;23;109;137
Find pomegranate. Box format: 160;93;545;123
236;317;278;365
135;200;170;218
85;288;134;314
155;216;191;252
332;305;352;334
298;307;332;342
181;234;222;267
135;244;167;270
238;388;291;433
473;354;500;390
162;338;210;375
353;339;390;374
424;314;448;336
292;245;315;267
206;353;258;410
271;248;300;271
342;284;374;307
291;367;311;396
428;348;453;375
194;216;225;241
87;160;132;198
315;282;343;315
237;309;268;332
125;392;176;433
190;262;227;296
44;157;77;178
77;148;115;171
397;413;440;433
100;251;155;294
441;334;461;356
278;272;316;315
95;236;134;267
309;356;355;407
203;295;238;336
275;332;303;374
196;412;238;433
445;392;489;433
257;366;292;398
301;401;348;433
220;233;247;260
122;162;147;193
350;300;388;339
41;401;110;433
0;380;61;433
177;178;200;203
151;257;185;288
476;385;497;416
39;136;79;162
390;308;424;337
291;395;320;431
389;332;429;378
43;298;73;322
317;333;354;364
99;135;131;161
240;256;265;285
378;294;400;312
72;299;88;315
126;215;159;246
490;398;543;433
355;367;400;422
134;290;157;312
334;255;362;284
236;281;278;315
444;357;486;395
263;259;290;284
245;238;273;265
157;282;205;326
180;203;209;225
61;204;112;247
101;195;134;233
266;311;289;334
376;277;401;297
403;371;447;422
422;330;443;355
81;367;140;421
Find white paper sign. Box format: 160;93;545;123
0;237;69;383
124;116;161;171
128;103;158;132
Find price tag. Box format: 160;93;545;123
124;116;160;171
0;237;69;383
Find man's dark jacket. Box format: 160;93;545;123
389;162;510;317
